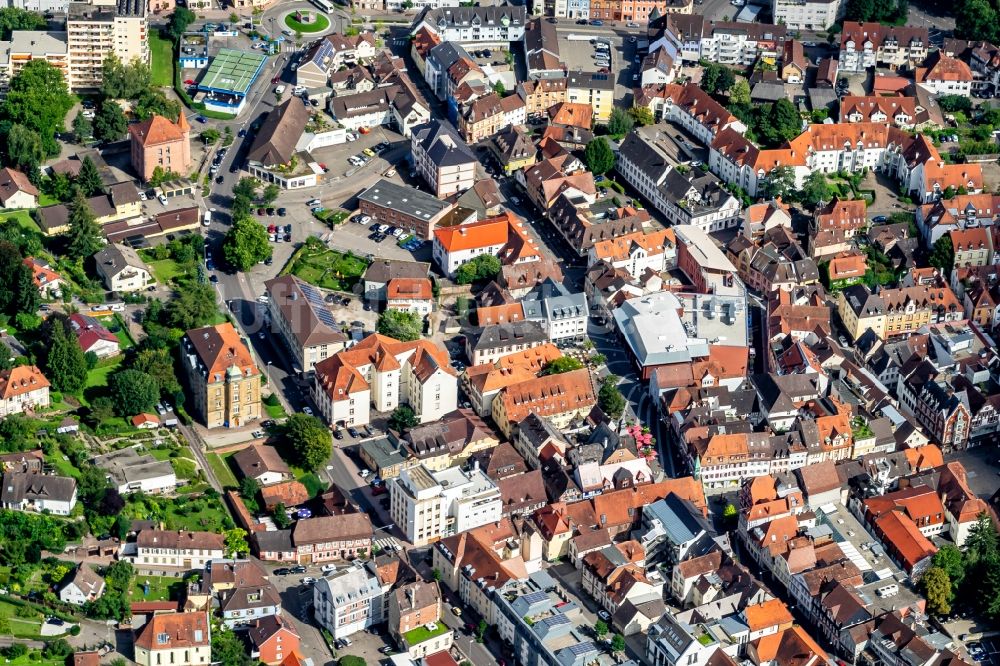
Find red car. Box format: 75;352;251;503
267;224;276;233
371;485;386;496
184;79;195;85
271;76;280;84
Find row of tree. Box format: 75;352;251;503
223;178;274;270
922;515;1000;619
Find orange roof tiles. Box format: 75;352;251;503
815;198;867;232
921;161;983;195
129;114;188;147
590;229;673;263
134;612;210;651
496;343;562;372
0;365;50;400
23;258;60;290
873;509;937;571
744;599;795;632
435;218;509;253
751;625;828;666
840;96;917;122
950;226;992;251
185;323;259;381
548;102;594;129
387;277;432;301
260;480;311;510
916;53;973;83
496;368;595;424
477;302;525;326
828;252;868;281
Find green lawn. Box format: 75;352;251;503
403;621;450;646
285;12;330;33
166;498;230;532
78;356;123;406
49;446;82;479
146;257;186;284
150;31;175;87
37;193;59;207
206;452;239;488
264;400;287;419
299;472;325;498
0;209;40;234
132;575;185;602
286;245;369;292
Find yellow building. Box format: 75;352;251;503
134;612;211;666
837;283;963;341
567;70;614;123
181;323;261;429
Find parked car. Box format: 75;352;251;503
290;565;307;574
273;568;290;576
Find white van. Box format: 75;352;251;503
202;209;212;226
274;85;286;95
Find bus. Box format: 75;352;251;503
311;0;335;13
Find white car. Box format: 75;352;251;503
138;191;147;201
301;577;316;585
307;199;321;207
377;224;389;233
392;228;405;238
360;215;372;224
321;564;337;574
359;469;370;478
303;406;313;415
157;194;168;206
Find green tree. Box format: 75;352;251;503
475;619;488;643
133;89;181;122
729;79;751;107
41;314;88;393
492;80;506;96
611;634;626;653
6;123;44;175
282;413;331;471
44;171;73;201
104;560;134;591
130;347;181;398
723;503;738;521
389;405;419;432
239;476;260;500
932;544;965;588
607;107;634;137
164;282;218;330
628;106;654;126
769;98;802;144
223;215;272;270
800;172;832;209
845;0;876;20
72;112;93;143
432;568;442;581
921;566;952;615
224;528;249;558
260;183;281;206
109;368;160;416
212;625;254;666
938;94;973;114
93;101;128;141
12;260;39;317
583;137;615;176
598;375;625;419
339;658;367;666
272;502;291;529
76;155;105;196
65;188;103;259
201;128;221;144
965;513;998;566
929;235;954;277
956;0;998;42
542;357;584;375
3;60;74;156
594;620;608;638
377;309;422;342
0;8;47;39
100;54;152;100
758;166;796;201
455;254;501;285
232;176;260;201
166;7;197;41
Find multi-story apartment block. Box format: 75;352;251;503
313;564;385;640
617;130;741;233
838;22;928;73
264;275;347;374
390;464;501;546
897;359;972;450
357;179;472;240
312;333;458;428
128;113;191;184
650;15;787;67
839;95;916;128
634;82;746;146
67;0;148;91
916;52;974;97
566;70;613;122
134;529;225;572
460;92;507;143
180;323;261;429
0;31;68;94
411;121;477;198
772;0;843;31
433;217;510;278
411;6;527;44
134;612;210;666
836;283;963;341
951;227;994;268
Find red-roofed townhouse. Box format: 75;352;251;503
386;278;434;317
68;313;120;358
950;227;994;268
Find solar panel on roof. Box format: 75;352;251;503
567;642;597;656
522;590;548;606
299;282;338;328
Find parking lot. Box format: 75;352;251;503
967;638;1000;665
559;33;615;72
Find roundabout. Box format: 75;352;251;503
283;10;330;33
